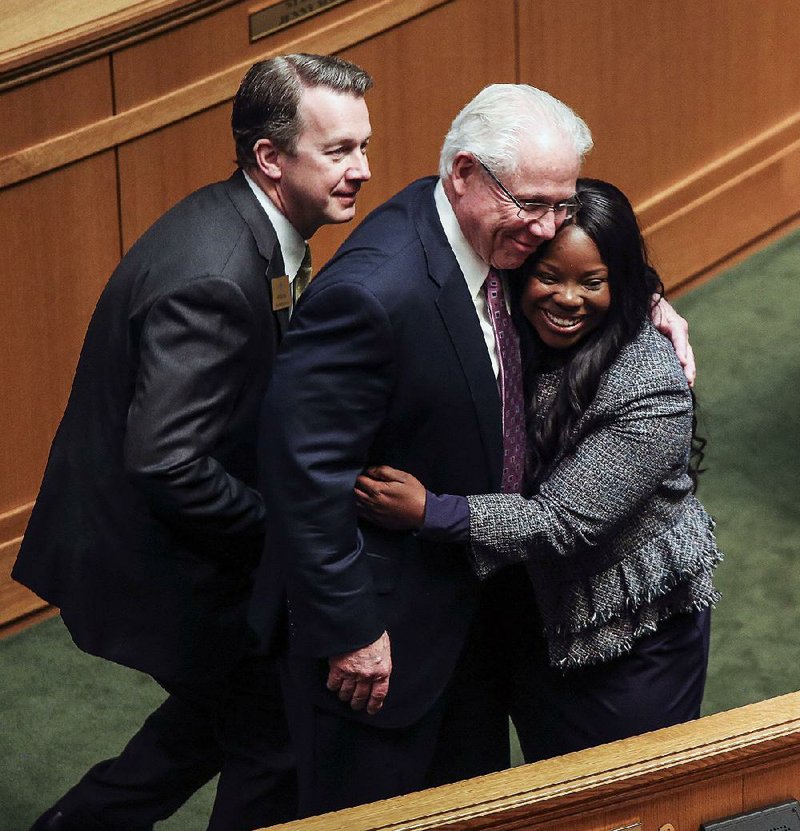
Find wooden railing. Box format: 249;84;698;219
260;692;800;831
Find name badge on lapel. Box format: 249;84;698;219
271;275;291;311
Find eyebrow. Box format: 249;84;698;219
518;195;577;205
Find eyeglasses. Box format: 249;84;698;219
475;157;581;223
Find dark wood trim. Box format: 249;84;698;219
0;1;241;90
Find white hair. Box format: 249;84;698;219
438;84;593;179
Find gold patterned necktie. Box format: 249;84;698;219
293;243;313;305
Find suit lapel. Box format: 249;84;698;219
224;171;290;340
414;185;504;490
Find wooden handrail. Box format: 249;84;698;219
261;692;800;831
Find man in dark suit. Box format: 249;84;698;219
252;83;590;815
253;83;694;816
13;53;373;831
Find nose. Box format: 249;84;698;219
554;284;583;309
526;210;557;241
347;151;371;182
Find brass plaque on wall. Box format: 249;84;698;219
249;0;350;42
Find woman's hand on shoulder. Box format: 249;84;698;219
355;465;427;531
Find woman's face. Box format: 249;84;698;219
521;225;611;350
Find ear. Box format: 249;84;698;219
252;138;282;181
449;151;479;196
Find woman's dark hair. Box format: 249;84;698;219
517;177;705;491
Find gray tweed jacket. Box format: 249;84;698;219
468;322;722;669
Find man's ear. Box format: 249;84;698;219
253;139;282;181
449;151;479;196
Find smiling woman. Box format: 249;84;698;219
522;224;611;350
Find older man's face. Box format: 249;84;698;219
451;132;581;270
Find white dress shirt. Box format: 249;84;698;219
243;171;306;310
434;179;507;378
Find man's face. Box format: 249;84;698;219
450;132;581;270
276;86;372;238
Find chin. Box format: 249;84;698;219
328;209;356;226
537;332;575;350
494;253;530;271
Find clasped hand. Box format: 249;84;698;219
354;465;426;530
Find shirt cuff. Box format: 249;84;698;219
419;491;469;543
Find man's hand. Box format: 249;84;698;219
354;465;427;530
651;294;696;386
327;631;392;715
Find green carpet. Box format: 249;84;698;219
2;229;799;829
0;620;215;829
674;231;800;713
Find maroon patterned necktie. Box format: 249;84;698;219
484;269;526;493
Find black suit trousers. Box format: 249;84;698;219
54;653;296;831
281;582;516;818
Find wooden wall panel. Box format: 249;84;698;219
111;0;381;111
645;144;800;289
517;0;800;290
0;539;46;627
0;57;112;156
641;771;743;831
312;0;517;266
0;153;120;517
111;2;254;111
519;0;800;202
742;755;800;809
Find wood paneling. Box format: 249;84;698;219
646;139;800;292
0;1;239;87
0;57;112;156
0;0;185;60
0;538;47;628
0;0;453;190
742;755;800;809
0;154;120;515
519;0;800;202
517;0;800;291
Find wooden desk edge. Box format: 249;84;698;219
261;692;800;831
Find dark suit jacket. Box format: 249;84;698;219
251;177;504;728
14;171;286;687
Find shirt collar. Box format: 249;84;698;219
243;170;306;281
433;179;490;300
